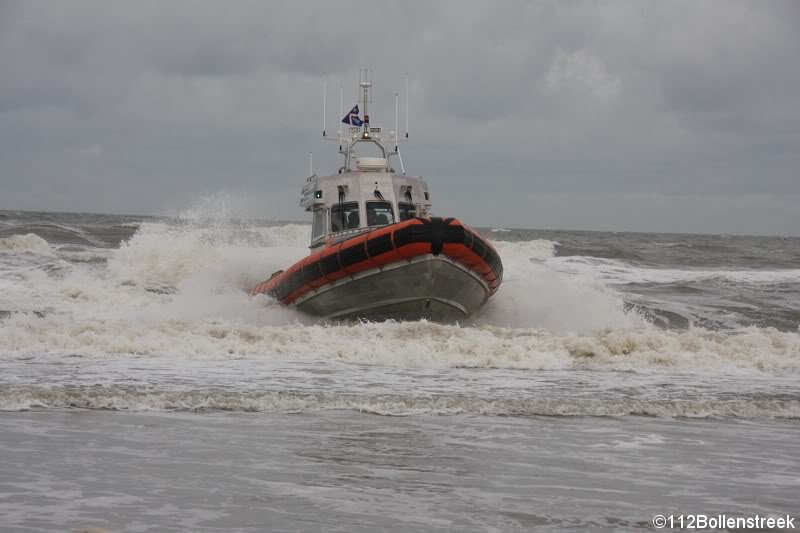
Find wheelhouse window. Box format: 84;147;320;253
330;202;360;232
311;208;326;240
398;202;416;222
366;201;394;226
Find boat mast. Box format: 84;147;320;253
321;70;409;173
360;68;372;138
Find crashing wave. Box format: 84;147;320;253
0;233;52;254
2;385;798;419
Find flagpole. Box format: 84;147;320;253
322;73;326;137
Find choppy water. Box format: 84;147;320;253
1;205;799;531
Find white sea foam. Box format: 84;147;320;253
2;386;798;419
0;233;52;254
546;256;800;285
2;309;799;373
55;249;112;263
0;216;798;377
479;239;639;331
491;239;557;259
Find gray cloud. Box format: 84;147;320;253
1;0;799;235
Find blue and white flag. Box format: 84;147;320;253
342;104;364;127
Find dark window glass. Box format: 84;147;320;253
331;202;360;232
398;202;415;222
366;201;394;226
312;209;325;240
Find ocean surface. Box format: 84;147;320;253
0;206;798;531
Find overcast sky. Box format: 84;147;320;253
1;1;799;235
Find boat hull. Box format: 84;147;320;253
294;254;489;321
251;217;503;322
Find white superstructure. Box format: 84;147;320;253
300;74;432;248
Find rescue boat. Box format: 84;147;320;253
251;74;502;321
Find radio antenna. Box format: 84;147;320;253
338;82;343;146
394;92;399;151
404;73;409;138
309;152;313;177
322;73;327;137
395;90;406;174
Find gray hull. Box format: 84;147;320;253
294;254;489;322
